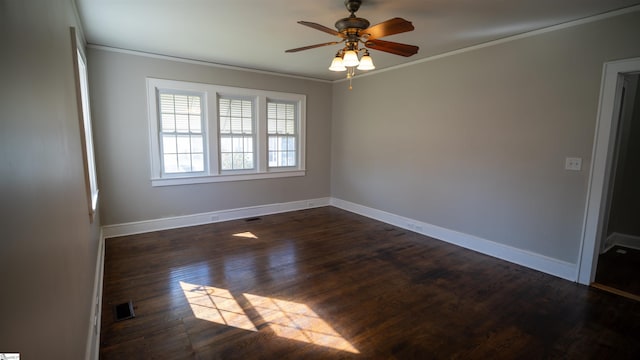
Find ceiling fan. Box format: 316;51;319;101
285;0;419;87
286;0;419;57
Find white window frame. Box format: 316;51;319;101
147;78;306;186
267;100;300;169
157;90;208;176
218;95;257;173
71;27;99;222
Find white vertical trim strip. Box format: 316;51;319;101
85;229;105;360
257;96;267;172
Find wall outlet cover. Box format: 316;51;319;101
565;157;582;171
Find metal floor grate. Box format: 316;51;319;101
114;300;135;321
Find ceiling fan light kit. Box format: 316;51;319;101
342;50;360;67
329;53;348;71
286;0;419;89
356;50;375;70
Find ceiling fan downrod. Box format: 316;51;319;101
344;0;362;15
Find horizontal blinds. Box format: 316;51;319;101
219;98;253;134
158;92;205;173
219;97;255;170
267;102;297;167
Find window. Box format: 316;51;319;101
147;78;306;186
219;97;255;171
71;27;99;221
158;92;205;174
268;102;298;168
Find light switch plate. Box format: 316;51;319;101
565;157;582;171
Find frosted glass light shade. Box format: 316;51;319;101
357;54;375;70
342;50;359;67
329;56;346;71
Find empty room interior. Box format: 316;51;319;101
3;0;640;359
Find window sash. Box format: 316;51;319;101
158;91;207;175
267;101;298;168
218;97;255;171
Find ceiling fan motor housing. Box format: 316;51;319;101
337;0;369;34
335;16;370;33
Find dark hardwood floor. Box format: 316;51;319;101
595;245;640;298
100;207;640;359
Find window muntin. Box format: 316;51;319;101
267;102;297;168
218;97;255;171
158;92;205;174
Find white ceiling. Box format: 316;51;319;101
75;0;640;81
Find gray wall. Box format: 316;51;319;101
608;74;640;238
331;11;640;264
88;49;333;225
0;0;101;358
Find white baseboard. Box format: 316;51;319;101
85;229;105;360
101;196;576;282
602;234;617;254
102;197;331;238
607;232;640;251
330;198;577;281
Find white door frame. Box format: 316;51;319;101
577;57;640;285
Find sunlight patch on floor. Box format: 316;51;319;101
180;281;257;331
180;281;358;353
233;231;259;239
244;293;359;353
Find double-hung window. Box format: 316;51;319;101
219;97;255;171
158;91;206;174
147;78;306;186
268;102;298;168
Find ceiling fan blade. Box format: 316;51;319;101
285;41;343;53
362;18;414;40
365;39;419;57
298;21;345;38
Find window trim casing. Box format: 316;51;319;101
147;78;306;186
71;27;99;222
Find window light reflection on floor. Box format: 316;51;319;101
179;281;358;353
244;293;359;354
232;231;259;239
179;281;257;331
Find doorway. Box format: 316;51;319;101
593;73;640;299
578;58;640;289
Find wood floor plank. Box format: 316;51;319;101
101;207;640;359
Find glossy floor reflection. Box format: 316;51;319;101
244;293;359;353
101;207;640;359
233;231;259;239
180;281;257;331
180;280;358;353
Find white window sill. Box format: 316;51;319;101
151;170;306;187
